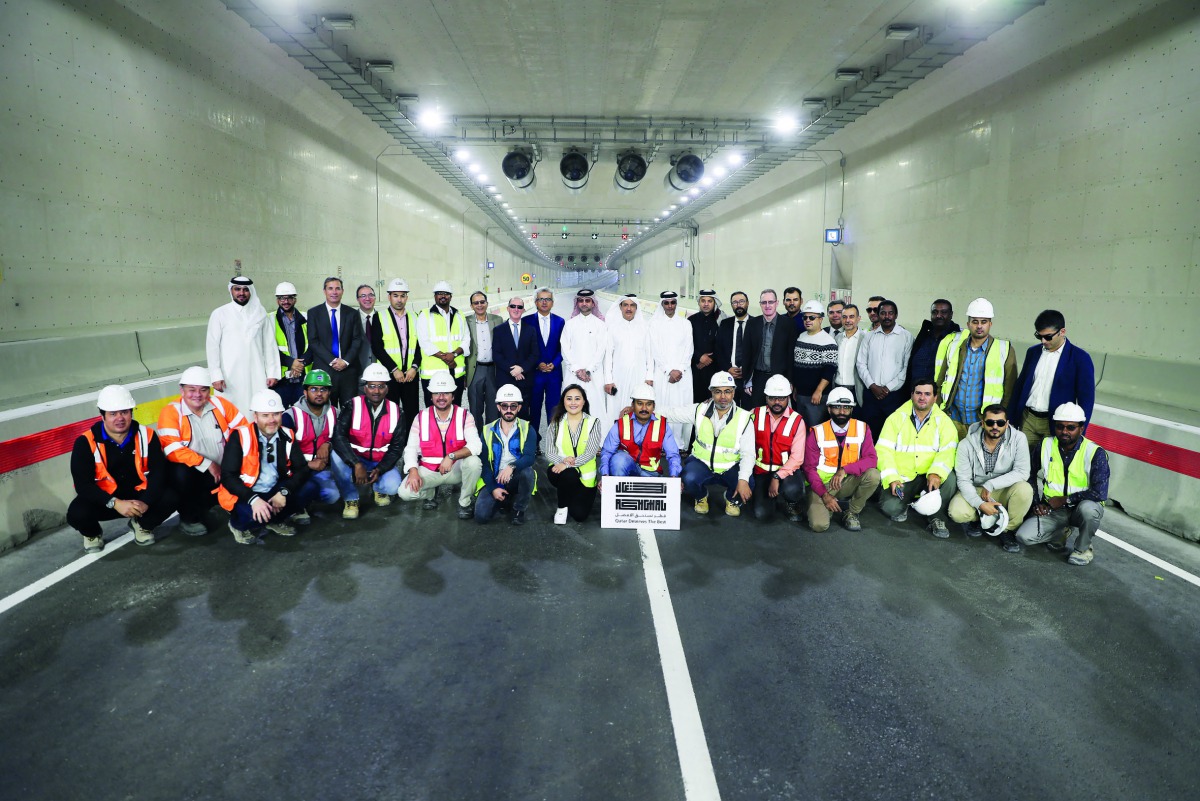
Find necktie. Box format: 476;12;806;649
397;312;408;370
512;322;520;344
734;320;744;367
331;308;340;359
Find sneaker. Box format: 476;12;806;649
785;502;801;523
457;503;474;520
554;507;569;525
511;509;526;526
178;520;208;537
890;509;908;523
1045;527;1070;553
228;521;259;545
1063;527;1080;553
842;511;862;532
962;522;982;538
129;519;154;546
724;499;742;517
694;497;709;515
266;520;296;537
83;536;104;554
291;509;312;526
374;491;393;507
1068;547;1094;566
928;519;949;539
1000;531;1022;553
422;498;438;511
342;500;360;520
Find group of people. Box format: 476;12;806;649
68;277;1108;568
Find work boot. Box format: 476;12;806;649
842;511;862;532
724;497;742;517
374;491;393;507
129;519;154;546
785;502;801;523
422;497;438;511
1067;547;1094;566
999;531;1021;553
83;536;104;554
511;509;526;526
342;500;360;520
694;496;709;515
228;522;259;545
961;522;982;538
291;509;312;526
928;519;949;538
457;503;474;520
266;520;296;537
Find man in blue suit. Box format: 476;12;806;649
528;287;565;429
1008;309;1095;469
493;296;539;420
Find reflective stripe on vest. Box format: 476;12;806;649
937;333;1010;414
291;404;336;462
618;415;665;473
557;415;598;487
814;419;865;482
217;426;295;511
348;396;400;462
418;406;468;470
692;403;752;474
753;407;802;473
84;427;149;494
274;316;309;378
159;397;244;459
477;419;536;493
1042;437;1098;498
380;308;419;371
420;310;466;378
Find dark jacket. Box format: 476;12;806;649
741;314;797;375
479;419;539;492
71;420;167;505
715;315;751;372
907;320;960;387
1008;340;1096;427
306;303;363;376
493;318;540;398
530;313;566;375
219;424;311;505
331;397;408;473
689;310;723;369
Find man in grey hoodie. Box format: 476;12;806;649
948;404;1033;552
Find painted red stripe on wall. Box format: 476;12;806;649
0;419;93;474
1086;423;1200;481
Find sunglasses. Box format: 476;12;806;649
802;314;821;321
1035;330;1061;341
866;307;879;314
498;402;521;411
509;304;524;309
1054;423;1081;431
983;419;1007;428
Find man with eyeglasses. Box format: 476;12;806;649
272;281;308;408
934;298;1018;440
529;288;566;430
856;299;914;439
417;280;470;407
464;291;504;430
493;296;538;422
791;300;839;428
864;296;885;332
397;370;483;519
1008;309;1095;470
803;387;881;533
1014;402;1108;566
476;384;539;525
715;291;753;408
370;278;422;416
355;284;378;372
743;289;797;409
947;405;1032;549
283;369;342;520
330;363;408;519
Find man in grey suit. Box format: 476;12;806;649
465;291;504;430
305;276;363;406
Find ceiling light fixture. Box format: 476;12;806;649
835;69;864;81
885;24;920;40
320;15;355;31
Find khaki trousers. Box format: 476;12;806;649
396;457;483;507
948;482;1034;531
807;467;882;532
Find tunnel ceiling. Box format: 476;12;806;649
221;0;1044;269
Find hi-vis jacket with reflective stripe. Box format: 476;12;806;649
618;414;667;474
691;402;754;475
1040;436;1100;499
557;415;598;487
217;424;309;511
876;401;959;485
418;307;468;379
273;310;309;378
157;396;244;471
752;407;804;475
934;332;1014;415
417;406;469;471
83;426;150;494
812;419;867;483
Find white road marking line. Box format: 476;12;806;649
0;532;134;615
1095;529;1200;588
638;527;722;801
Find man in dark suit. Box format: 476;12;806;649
493;296;539;421
741;289;797;409
305;276;363;406
528;287;565;429
714;291;752;408
465;291;504;429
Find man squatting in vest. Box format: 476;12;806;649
282;369;342;515
330;363;408;520
802;387;882;533
655;371;756;517
157;366;245;537
1014;402;1109;567
600;383;683;481
932;297;1017;440
475;384;539;525
750;374;808;523
396;370;483;518
69;385;175;553
219;389;318;545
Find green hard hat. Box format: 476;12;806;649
303;369;332;387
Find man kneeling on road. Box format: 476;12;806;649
397;370;483;518
947;404;1032;552
600;383;682;481
877;379;959;537
330;363;407;519
802;388;881;532
750;374;808;522
219;390;317;545
476;384;539;525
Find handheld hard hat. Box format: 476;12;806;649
763;374;792;398
361;363;390;383
800;300;825;316
910;490;943;516
979;505;1010;536
426;371;458;393
179;366;211;387
631;384;656;402
432;280;453;294
249;390;285;413
303;369;332;387
275;282;298;296
709;371;736;389
97;385;136;412
496;384;523;403
966;298;994;319
827;387;857;407
386;278;410;293
1053;402;1087;423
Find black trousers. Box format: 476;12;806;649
167;461;220;524
546;467;597;522
387;377;421;419
67;491;176;538
329;366;361;406
751;471;807;521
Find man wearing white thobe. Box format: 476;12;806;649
560;288;613;437
649;291;694;446
206;276;277;415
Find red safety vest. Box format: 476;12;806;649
217;426;295;511
752;407;803;475
618;414;667;473
291;404;336;461
82;426;150;494
347;396;401;463
418;406;469;470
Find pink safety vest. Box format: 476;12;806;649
418;406;468;470
291;404;336;461
348;396;400;462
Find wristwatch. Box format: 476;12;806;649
279;488;289;497
449;452;457;462
106;497;117;509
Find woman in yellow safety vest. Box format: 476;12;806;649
544;384;601;524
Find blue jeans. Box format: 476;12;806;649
330;452;403;502
475;465;536;522
607;450;666;478
229;480;319;531
681;455;751;501
304;469;341;504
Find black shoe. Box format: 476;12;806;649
457;504;473;520
511;509;526;526
785;502;801;523
422;498;438;511
1000;531;1022;553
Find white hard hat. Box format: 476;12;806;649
801;300;825;316
763;374;792;398
361;363;390;383
432;280;453;294
249;389;285;413
910;490;943;516
966;297;994;319
979;505;1010;536
631;384;656;402
386;278;409;293
827;387;856;406
97;385;136;412
1053;402;1087;423
275;282;297;296
426;371;457;393
709;371;735;389
496;384;523;403
179;366;211;387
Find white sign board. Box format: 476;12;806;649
601;476;681;530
